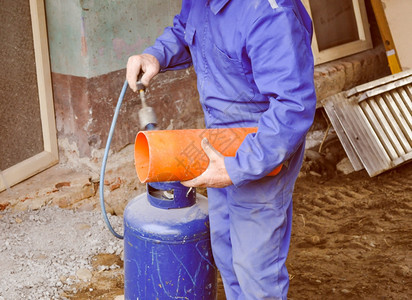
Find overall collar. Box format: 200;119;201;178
209;0;230;15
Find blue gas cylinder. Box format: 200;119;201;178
124;182;217;299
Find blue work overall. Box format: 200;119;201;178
144;0;316;298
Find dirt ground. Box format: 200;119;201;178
288;161;412;299
1;138;411;299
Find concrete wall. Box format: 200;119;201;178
46;0;182;78
46;0;204;162
45;0;390;170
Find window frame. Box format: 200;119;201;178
302;0;373;65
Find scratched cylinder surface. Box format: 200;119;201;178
124;184;217;299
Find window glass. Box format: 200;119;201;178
310;0;360;51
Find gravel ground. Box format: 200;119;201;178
0;206;123;300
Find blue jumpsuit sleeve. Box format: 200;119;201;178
224;7;317;187
143;0;192;71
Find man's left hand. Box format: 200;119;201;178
181;138;233;188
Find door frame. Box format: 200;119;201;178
0;0;58;191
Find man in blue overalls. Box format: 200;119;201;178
127;0;316;298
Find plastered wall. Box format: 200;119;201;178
46;0;182;78
45;0;204;160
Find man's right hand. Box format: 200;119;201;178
126;54;160;92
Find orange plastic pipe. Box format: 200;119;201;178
134;127;282;183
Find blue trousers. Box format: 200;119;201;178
207;143;305;299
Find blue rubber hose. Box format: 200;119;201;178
99;80;128;239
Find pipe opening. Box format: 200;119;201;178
134;132;150;182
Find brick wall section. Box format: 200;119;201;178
52;67;203;158
314;46;390;106
52;46;390;159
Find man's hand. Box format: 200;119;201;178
181;138;233;188
126;54;160;91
